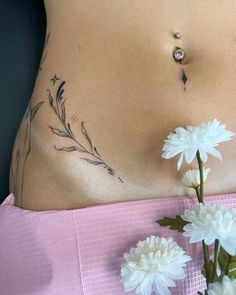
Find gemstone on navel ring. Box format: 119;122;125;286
172;46;185;64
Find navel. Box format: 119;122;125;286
172;31;189;91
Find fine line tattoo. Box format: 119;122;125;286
50;74;61;85
39;32;50;72
47;77;124;183
10;101;44;207
181;69;188;91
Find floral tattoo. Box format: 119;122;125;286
39;32;50;72
10;32;50;206
47;77;124;183
10;101;44;207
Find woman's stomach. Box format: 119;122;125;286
10;0;236;210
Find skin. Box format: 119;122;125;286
10;0;236;210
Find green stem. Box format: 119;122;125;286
202;241;211;286
194;186;201;204
196;151;204;203
196;150;211;286
212;239;220;282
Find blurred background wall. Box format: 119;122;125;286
0;0;46;203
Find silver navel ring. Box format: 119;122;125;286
173;32;181;39
172;32;188;90
172;47;185;63
172;32;185;64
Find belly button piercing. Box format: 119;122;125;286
173;32;181;39
172;32;185;64
172;46;185;64
172;32;188;90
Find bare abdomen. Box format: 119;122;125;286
10;0;236;210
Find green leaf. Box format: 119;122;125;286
218;247;236;278
156;215;189;233
228;261;236;278
201;260;214;282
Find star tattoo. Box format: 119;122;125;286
50;74;61;85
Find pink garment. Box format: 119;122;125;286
1;192;236;295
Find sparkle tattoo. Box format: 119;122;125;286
181;69;188;91
50;74;61;85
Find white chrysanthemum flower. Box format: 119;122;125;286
181;167;210;188
207;275;236;295
120;235;191;295
162;118;234;170
181;203;236;255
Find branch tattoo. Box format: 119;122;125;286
10;101;44;207
10;32;51;206
48;77;124;183
39;32;50;72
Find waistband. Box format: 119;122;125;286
1;192;236;295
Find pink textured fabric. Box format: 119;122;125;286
1;192;236;295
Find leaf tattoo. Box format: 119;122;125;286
49;127;70;138
48;78;124;183
56;81;65;103
54;146;86;153
81;121;93;153
39;32;50;72
31;101;44;121
10;100;44;207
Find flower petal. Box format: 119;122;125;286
177;153;184;170
206;146;223;161
120;236;191;295
162;119;234;169
184;148;197;164
182;203;236;256
198;149;208;162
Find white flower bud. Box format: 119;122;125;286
181;168;210;188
